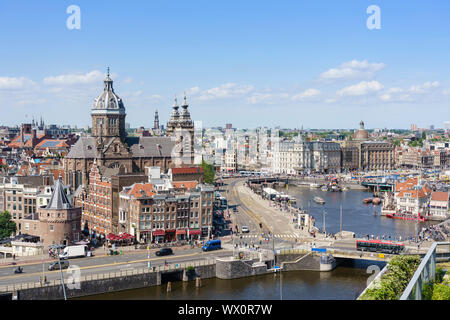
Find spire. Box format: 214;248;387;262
183;91;188;106
47;177;72;210
173;94;178;107
104;67;113;91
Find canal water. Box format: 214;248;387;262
78;188;435;300
75;259;385;300
284;185;437;240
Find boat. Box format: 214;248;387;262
372;198;381;205
363;198;373;204
310;183;321;189
321;186;328;192
331;185;341;192
313;196;325;204
386;213;427;222
342;187;349;191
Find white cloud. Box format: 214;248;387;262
0;77;36;90
409;81;440;94
320;60;386;81
247;92;289;104
291;88;321;101
191;83;255;101
43;70;105;86
337;81;384;96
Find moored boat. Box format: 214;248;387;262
386;213;427;222
313;196;325;204
372;198;381;205
363;198;372;204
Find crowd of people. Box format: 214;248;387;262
420;222;449;242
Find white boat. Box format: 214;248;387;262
321;186;328;192
310;183;321;189
342;187;349;191
313;196;325;204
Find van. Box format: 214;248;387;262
202;240;221;252
48;260;70;271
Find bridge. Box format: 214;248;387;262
361;181;394;191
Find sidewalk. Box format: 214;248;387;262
0;243;198;267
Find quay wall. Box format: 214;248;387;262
16;263;216;300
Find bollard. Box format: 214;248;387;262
167;282;172;292
196;277;202;288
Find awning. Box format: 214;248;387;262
188;229;201;235
176;229;186;235
153;230;165;236
165;229;176;233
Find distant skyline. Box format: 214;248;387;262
0;1;449;129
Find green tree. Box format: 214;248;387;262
0;211;16;239
201;160;215;184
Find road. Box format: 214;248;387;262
0;247;232;287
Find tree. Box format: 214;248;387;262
0;211;16;239
201;160;215;185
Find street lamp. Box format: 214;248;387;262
50;244;67;300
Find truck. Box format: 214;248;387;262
59;245;88;259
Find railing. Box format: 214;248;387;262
399;242;450;300
0;258;217;294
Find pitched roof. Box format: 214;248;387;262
431;191;449;202
172;181;199;190
47;178;72;210
171;167;204;174
127;183;155;198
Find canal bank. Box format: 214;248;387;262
5;248;374;300
76;258;386;300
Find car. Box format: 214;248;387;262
48;260;70;271
241;226;250;233
155;248;173;256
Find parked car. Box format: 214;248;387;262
48;260;70;271
241;226;250;233
155;248;173;256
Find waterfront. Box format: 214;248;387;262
76;259;385;300
284;185;438;239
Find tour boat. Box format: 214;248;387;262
313;196;325;204
363;198;373;204
372;198;381;205
386;213;427;222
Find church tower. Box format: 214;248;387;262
91;68;127;142
166;93;194;165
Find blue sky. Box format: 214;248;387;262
0;0;449;129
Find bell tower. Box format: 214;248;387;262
91;68;127;141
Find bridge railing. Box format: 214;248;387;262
399;242;450;300
0;258;217;294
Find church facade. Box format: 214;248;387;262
64;70;194;190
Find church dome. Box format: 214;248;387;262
92;69;125;115
353;120;369;140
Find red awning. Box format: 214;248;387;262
188;229;201;235
106;233;119;240
176;229;186;235
153;230;165;236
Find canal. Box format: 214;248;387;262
75;259;385;300
283;185;437;240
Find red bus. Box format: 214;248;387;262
356;239;404;254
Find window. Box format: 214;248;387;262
50;225;54;232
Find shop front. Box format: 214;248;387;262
165;229;176;242
176;229;186;241
152;229;165;244
188;229;201;241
